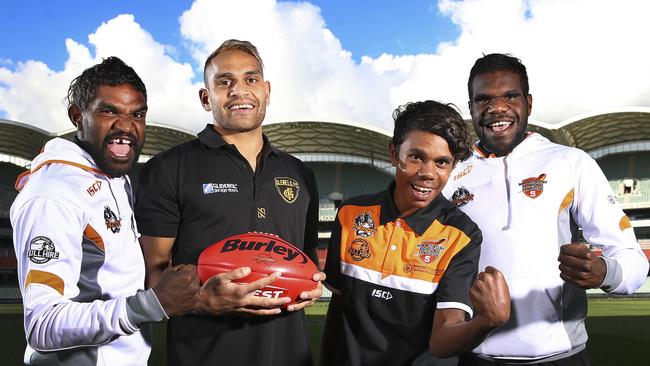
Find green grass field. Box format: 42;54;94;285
2;298;649;365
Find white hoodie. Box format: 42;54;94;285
443;133;648;361
11;138;166;365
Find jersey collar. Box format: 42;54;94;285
197;124;279;156
380;180;451;236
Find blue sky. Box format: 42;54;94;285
1;0;649;133
1;0;458;71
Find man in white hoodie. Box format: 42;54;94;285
11;57;199;365
443;53;649;365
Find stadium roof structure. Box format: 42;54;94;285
1;108;650;166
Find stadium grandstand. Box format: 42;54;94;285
1;108;649;301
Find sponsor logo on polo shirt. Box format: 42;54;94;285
371;288;393;300
274;177;300;204
86;180;102;196
519;174;547;199
451;186;474;207
28;236;60;264
203;183;239;194
348;238;371;261
353;212;376;238
415;239;446;264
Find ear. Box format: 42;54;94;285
68;106;83;130
526;94;533;116
265;80;271;106
388;143;398;167
199;88;211;111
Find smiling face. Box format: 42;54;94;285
389;129;454;217
469;70;532;156
200;49;270;134
70;84;146;177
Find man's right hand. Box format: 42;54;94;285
194;267;291;316
152;264;200;317
469;266;511;328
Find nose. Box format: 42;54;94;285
228;81;249;97
114;114;137;133
418;161;436;178
487;97;509;113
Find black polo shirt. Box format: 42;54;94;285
135;124;318;366
321;182;481;366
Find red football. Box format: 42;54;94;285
197;232;319;306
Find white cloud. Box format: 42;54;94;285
0;0;649;134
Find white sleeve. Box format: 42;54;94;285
571;153;649;294
13;197;139;352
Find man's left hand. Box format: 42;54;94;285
558;243;606;289
286;272;326;312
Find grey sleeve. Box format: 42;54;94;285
599;256;623;293
125;289;169;327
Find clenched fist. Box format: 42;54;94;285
558;243;606;289
153;264;200;317
470;266;510;328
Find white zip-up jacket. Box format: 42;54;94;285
443;133;648;361
11;138;166;365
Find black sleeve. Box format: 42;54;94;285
303;165;319;254
435;226;481;313
134;154;180;237
323;207;343;294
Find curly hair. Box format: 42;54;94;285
468;53;529;98
66;56;146;112
392;100;472;164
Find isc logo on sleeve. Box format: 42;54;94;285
370;289;393;300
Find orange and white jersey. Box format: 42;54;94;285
11;138;160;365
443;133;648;361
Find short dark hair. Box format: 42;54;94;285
468;53;529;98
66;56;146;112
392;100;472;164
203;39;264;85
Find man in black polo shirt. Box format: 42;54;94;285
135;39;324;366
321;101;511;366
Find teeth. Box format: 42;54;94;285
230;104;253;110
489;121;512;127
412;185;432;193
109;138;131;145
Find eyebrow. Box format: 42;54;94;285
213;69;263;80
96;101;148;113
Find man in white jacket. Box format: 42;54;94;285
11;57;199;365
443;53;649;365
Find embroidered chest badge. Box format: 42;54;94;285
451;186;474;207
416;239;446;264
349;238;372;261
104;205;121;233
519;174;547;199
274;177;300;204
353;212;376;238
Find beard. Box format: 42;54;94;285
75;134;143;178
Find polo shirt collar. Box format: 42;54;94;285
380;180;449;236
197;124;279;156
